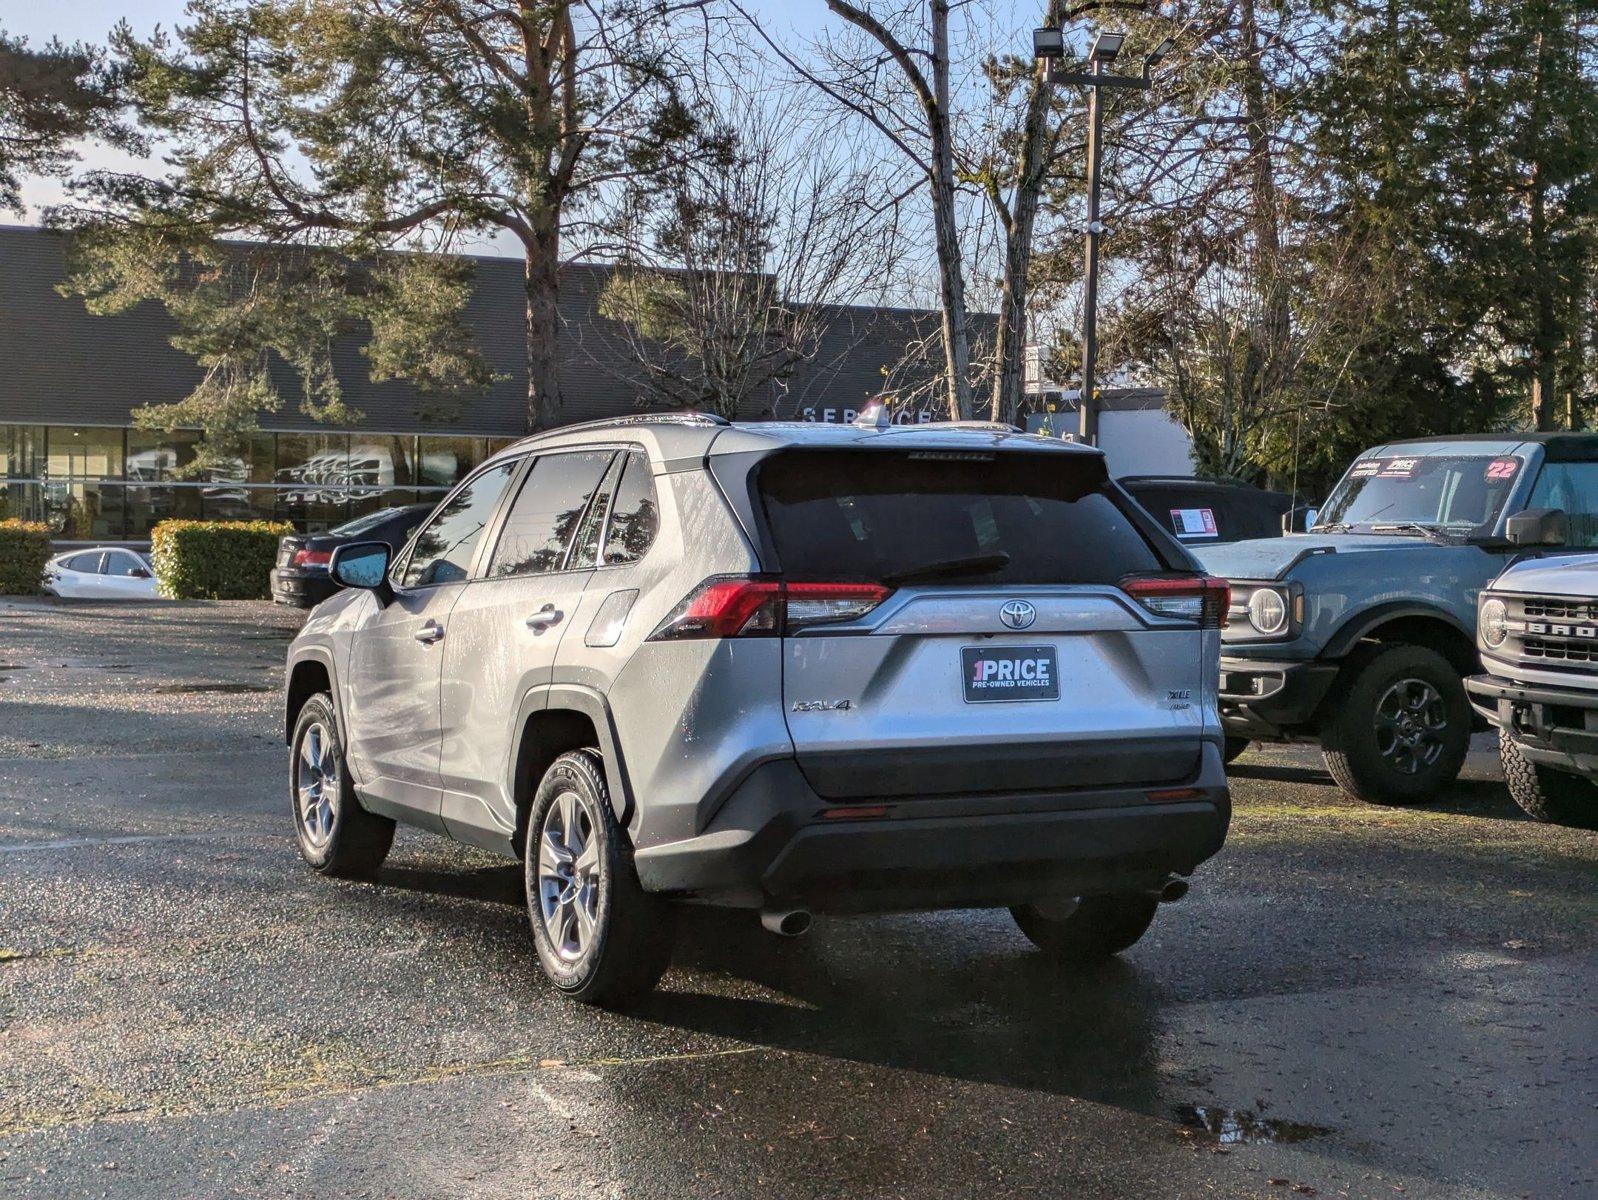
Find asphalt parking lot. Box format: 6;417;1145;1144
1;598;1594;1199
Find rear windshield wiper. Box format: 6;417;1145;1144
883;552;1011;586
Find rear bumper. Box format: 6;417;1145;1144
1217;656;1339;739
633;742;1231;912
271;570;336;608
1467;672;1598;773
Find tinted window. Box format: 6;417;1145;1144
603;452;660;566
758;450;1160;584
1529;461;1598;548
489;451;613;578
400;462;516;587
63;552;102;573
104;551;146;576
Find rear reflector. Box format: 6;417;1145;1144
821;805;890;820
292;548;333;569
649;576;892;640
1146;787;1204;802
1120;575;1230;628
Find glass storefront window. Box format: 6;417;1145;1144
1;426;45;479
43;482;127;539
127;428;197;481
46;427;124;480
418;436;491;487
349;435;419;488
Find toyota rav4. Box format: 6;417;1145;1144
283;412;1231;1006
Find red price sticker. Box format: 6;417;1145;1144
1485;458;1520;481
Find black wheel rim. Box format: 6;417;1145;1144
1373;677;1448;775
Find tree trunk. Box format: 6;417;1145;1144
524;218;563;431
1239;0;1288;395
1526;25;1557;432
928;0;973;420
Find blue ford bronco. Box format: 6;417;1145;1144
1194;433;1598;805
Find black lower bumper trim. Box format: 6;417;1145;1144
1217;657;1339;739
633;753;1231;913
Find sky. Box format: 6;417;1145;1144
2;0;868;247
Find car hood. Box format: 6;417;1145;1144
1193;532;1435;580
1491;552;1598;598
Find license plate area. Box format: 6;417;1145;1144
961;644;1059;703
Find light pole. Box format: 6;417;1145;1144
1034;28;1170;445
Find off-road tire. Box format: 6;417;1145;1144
1320;643;1471;806
1223;737;1251;765
1499;730;1598;830
290;693;394;878
525;749;676;1008
1010;894;1160;962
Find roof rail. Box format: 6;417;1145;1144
547;411;731;436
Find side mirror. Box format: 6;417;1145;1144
1505;507;1568;547
130;567;152;579
1283;505;1320;534
330;541;394;602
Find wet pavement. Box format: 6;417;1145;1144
0;597;1594;1199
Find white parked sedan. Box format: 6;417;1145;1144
42;547;161;599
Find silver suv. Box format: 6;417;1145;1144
284;413;1232;1006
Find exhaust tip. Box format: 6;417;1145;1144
761;908;813;937
1159;878;1190;904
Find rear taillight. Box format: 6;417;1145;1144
649;576;893;640
1121;575;1230;628
292;548;333;569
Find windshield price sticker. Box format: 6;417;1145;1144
1378;457;1419;478
1170;507;1219;538
1486;458;1520;481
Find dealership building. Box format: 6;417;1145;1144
0;225;958;541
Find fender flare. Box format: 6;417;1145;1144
509;683;636;829
1321;601;1475;662
284;647;345;747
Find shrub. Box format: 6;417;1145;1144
0;520;52;595
150;519;293;600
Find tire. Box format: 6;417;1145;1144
1223;737;1251;765
1499;731;1598;830
525;749;676;1008
1319;643;1471;806
290;693;394;878
1010;894;1160;962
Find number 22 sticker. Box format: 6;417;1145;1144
1486;459;1519;481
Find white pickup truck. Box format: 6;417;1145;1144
1467;548;1598;829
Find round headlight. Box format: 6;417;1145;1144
1247;587;1289;635
1481;597;1509;648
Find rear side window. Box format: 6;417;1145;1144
603;451;659;566
488;450;613;578
757;450;1161;584
63;552;102;573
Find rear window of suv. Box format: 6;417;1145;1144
756;449;1162;584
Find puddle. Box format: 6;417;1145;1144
153;683;274;695
1172;1104;1331;1145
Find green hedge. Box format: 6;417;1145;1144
150;519;293;600
0;519;52;595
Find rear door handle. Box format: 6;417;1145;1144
526;604;563;633
413;620;445;644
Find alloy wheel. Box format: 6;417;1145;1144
1373;677;1448;775
537;790;602;963
296;721;338;847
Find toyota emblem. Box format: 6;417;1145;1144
999;600;1037;630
